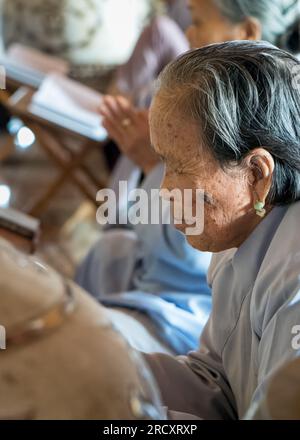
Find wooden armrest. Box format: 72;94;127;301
0;208;40;254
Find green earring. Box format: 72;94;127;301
254;201;266;218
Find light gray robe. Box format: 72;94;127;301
145;201;300;419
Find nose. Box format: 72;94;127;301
160;174;182;209
160;174;174;199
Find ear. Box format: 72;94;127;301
245;148;275;206
238;16;262;41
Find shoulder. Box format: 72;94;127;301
148;15;188;47
252;202;300;335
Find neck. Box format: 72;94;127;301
233;205;274;249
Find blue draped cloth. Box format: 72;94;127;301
76;162;212;354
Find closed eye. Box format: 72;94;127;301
150;144;165;161
204;193;214;206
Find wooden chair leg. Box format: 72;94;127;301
26;169;72;217
58;136;107;190
22;123;107;216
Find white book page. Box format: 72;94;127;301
30;74;107;141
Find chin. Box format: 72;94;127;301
185;234;212;252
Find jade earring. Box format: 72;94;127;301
254;201;266;218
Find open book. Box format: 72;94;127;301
29;74;107;141
1;44;70;88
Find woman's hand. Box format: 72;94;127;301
99;95;160;174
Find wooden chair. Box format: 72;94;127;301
5;87;108;218
0;207;40;254
0;90;15;160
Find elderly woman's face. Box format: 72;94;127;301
186;0;260;49
150;96;258;253
186;0;238;48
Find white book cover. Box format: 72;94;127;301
29;73;107;141
2;44;70;88
7;44;70;75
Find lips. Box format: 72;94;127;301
173;218;184;223
174;218;197;225
174;222;187;231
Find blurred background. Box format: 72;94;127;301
0;0;164;275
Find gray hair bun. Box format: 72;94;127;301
215;0;300;53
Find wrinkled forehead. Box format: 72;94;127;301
149;93;192;139
149;93;204;159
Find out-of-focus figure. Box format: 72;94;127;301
110;0;190;106
1;0;154;65
0;238;164;420
245;358;300;420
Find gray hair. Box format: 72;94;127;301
155;41;300;205
214;0;300;53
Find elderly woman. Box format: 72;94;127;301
145;40;300;419
77;0;300;356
